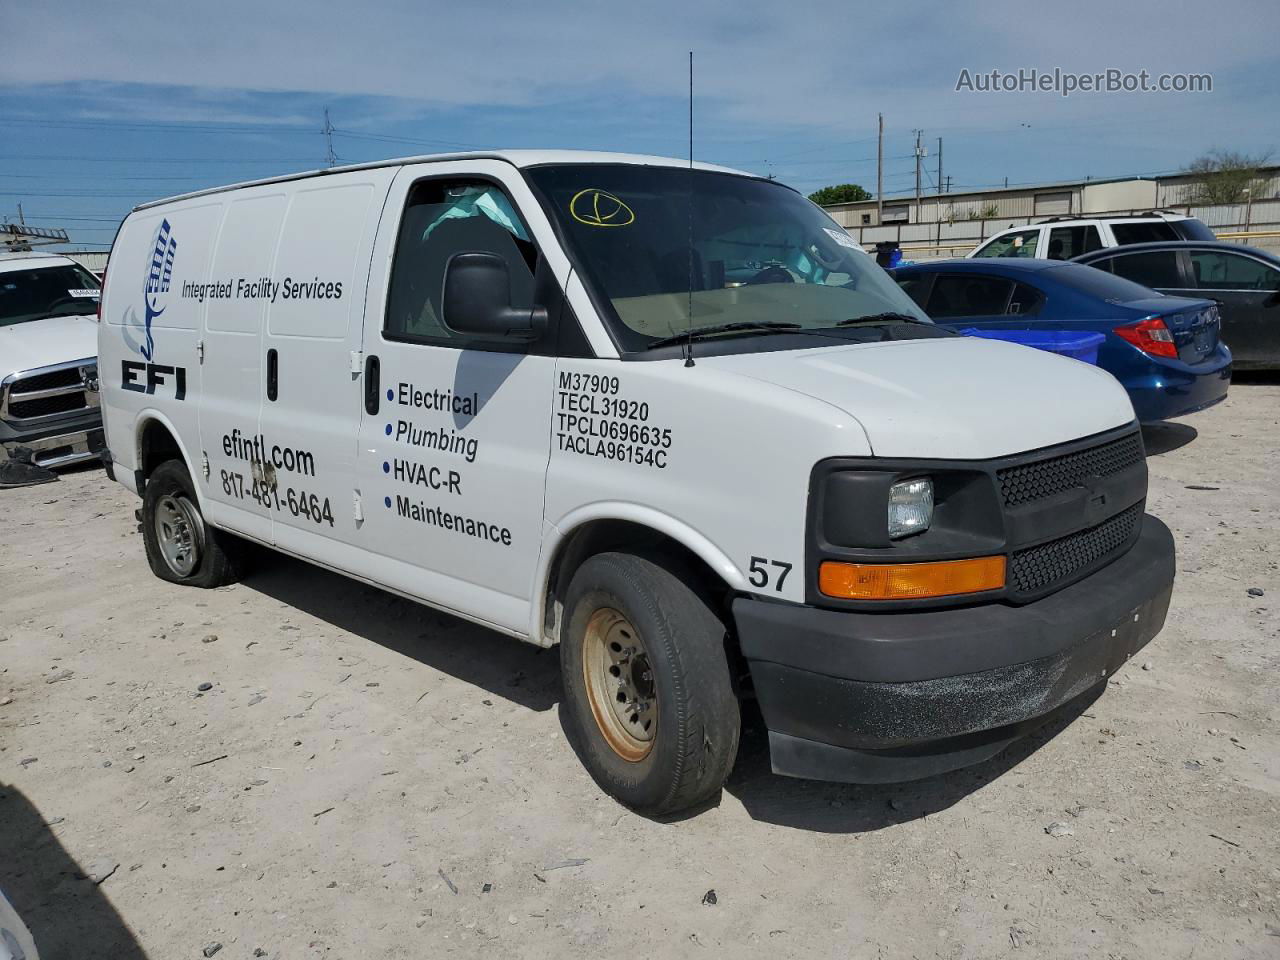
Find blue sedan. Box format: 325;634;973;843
890;259;1231;422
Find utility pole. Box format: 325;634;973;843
876;113;884;221
913;130;923;219
16;203;24;224
322;108;337;168
936;137;944;245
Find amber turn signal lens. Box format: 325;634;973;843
818;555;1006;600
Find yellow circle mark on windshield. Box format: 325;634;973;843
570;189;635;227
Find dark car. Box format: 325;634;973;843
1072;241;1280;370
891;258;1231;422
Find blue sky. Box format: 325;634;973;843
2;0;1277;253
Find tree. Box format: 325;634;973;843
808;183;873;206
1186;149;1274;205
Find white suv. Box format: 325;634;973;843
968;213;1215;261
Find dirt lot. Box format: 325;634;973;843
3;381;1279;960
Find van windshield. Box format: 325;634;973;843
0;262;101;328
524;164;930;354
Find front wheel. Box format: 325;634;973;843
560;552;740;815
141;459;243;588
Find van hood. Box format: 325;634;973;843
702;336;1135;460
0;314;99;378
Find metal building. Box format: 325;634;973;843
820;167;1280;258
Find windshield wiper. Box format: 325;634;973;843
834;312;928;327
646;321;802;349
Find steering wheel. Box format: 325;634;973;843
746;265;794;285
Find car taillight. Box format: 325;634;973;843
97;267;107;321
1114;316;1177;359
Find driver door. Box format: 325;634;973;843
350;161;565;634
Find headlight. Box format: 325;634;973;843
888;477;933;539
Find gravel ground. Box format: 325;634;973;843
2;380;1278;960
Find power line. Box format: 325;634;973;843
0;154;324;164
0;115;314;135
6;214;125;221
20;224;121;232
708;153;915;170
0;114;482;153
0;173;229;181
332;128;484;149
1;191;159;198
717;134;881;165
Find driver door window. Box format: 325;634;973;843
976;229;1040;259
385;180;538;347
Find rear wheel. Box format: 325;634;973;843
560;552;739;815
141;459;243;588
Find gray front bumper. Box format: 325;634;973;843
2;424;106;468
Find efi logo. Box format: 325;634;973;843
121;217;187;401
141;218;177;360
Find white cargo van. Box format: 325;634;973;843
99;151;1176;814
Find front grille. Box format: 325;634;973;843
997;432;1144;508
8;392;87;418
12;368;82;392
2;362;94;423
1009;504;1142;596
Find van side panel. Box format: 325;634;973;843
100;201;224;490
197;191;290;542
259;170;396;554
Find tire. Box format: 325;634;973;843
141;459;243;588
559;551;740;815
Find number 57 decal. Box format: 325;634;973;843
748;556;793;592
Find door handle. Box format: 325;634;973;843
364;354;381;415
266;348;278;401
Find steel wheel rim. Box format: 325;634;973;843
154;493;202;577
582;607;656;762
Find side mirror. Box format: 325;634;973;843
441;252;547;341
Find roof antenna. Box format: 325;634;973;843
684;50;696;368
